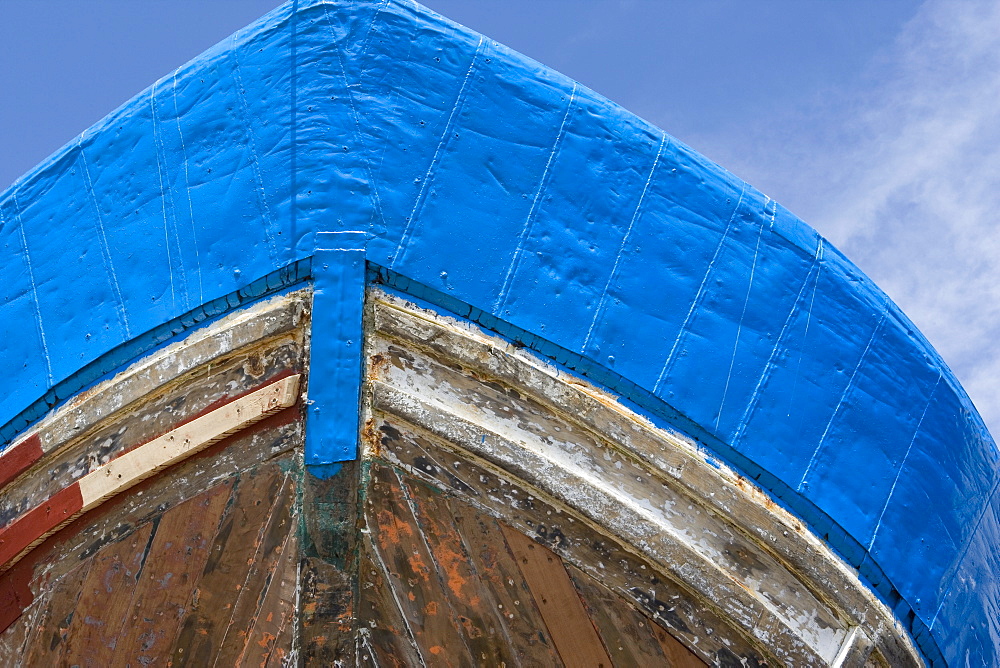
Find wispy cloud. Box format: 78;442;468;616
818;0;1000;436
697;0;1000;435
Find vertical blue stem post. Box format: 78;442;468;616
306;230;366;474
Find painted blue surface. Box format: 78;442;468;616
308;231;366;467
0;0;994;662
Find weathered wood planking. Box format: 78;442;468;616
369;351;831;661
361;450;713;666
170;463;288;666
115;481;233;664
0;376;299;575
210;473;297;666
500;523;614;667
364;291;922;667
3;457;301;667
56;522;156;664
403;476;515;663
357;532;426;667
0;291;308;530
18;560;92;665
299;461;360;666
242;521;300;667
447;498;564;665
367;415;768;665
364;462;473;664
566;563;704;667
0;291;308;662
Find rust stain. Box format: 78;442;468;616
369;352;391;379
406;552;431;582
362;418;382;459
374;507;417;549
429;531;471;602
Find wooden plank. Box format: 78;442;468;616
169;464;286;667
500;523;613;668
210;473;297;666
375;418;768;664
0;570;49;665
0;485;84;571
356;534;424;667
300;462;359;666
568;563;707;667
651;623;709;668
242;526;299;667
18;560;91;665
76;375;299;510
0;325;303;541
449;497;564;666
402;475;513;664
0;376;299;576
58;521;156;665
0;608;33;665
0;434;43;492
111;480;232;665
0;562;35;634
364;461;472;664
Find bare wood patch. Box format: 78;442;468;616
170;463;286;666
501;523;613;668
448;499;564;665
402;474;514;664
364;461;472;664
372;416;770;665
209;471;296;666
59;521;156;665
356;533;425;667
112;479;233;664
243;521;299;667
567;562;705;667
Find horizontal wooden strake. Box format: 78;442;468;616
0;375;300;573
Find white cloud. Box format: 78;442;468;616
818;0;1000;436
696;0;1000;436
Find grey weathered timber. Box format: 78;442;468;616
363;289;922;668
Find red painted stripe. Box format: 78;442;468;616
0;434;43;492
0;565;33;633
0;484;84;569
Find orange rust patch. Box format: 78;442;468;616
369;352;391;379
375;508;416;544
362;418;382;458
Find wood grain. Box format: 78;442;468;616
568;563;706;667
373;417;769;664
403;476;514;665
0;434;42;493
357;534;424;667
501;523;613;668
58;521;156;666
449;500;564;666
77;375;298;509
650;623;710;668
112;480;232;665
211;472;296;666
170;464;286;666
365;462;471;665
244;526;299;667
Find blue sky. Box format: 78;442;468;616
3;0;998;437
